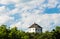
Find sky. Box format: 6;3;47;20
0;0;60;32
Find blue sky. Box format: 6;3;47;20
0;0;60;32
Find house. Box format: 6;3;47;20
28;23;42;33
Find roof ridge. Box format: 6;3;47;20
29;23;42;28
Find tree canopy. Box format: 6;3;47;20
0;25;60;39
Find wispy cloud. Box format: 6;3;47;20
0;0;60;32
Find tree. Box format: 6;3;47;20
0;25;8;39
0;25;60;39
56;26;60;32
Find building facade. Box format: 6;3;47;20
28;23;42;33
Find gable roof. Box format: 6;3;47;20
29;23;42;28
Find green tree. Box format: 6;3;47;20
0;25;9;39
56;26;60;32
53;26;60;39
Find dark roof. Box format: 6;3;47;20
29;23;42;28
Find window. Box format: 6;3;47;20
38;29;39;31
33;28;34;30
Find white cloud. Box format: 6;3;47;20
47;0;58;8
0;0;60;32
0;0;20;4
0;0;9;4
0;15;14;25
0;6;5;12
10;13;60;32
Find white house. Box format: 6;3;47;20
28;23;42;33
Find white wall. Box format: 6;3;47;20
28;28;35;33
28;28;42;33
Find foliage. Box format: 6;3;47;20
0;25;60;39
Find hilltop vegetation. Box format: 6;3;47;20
0;25;60;39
